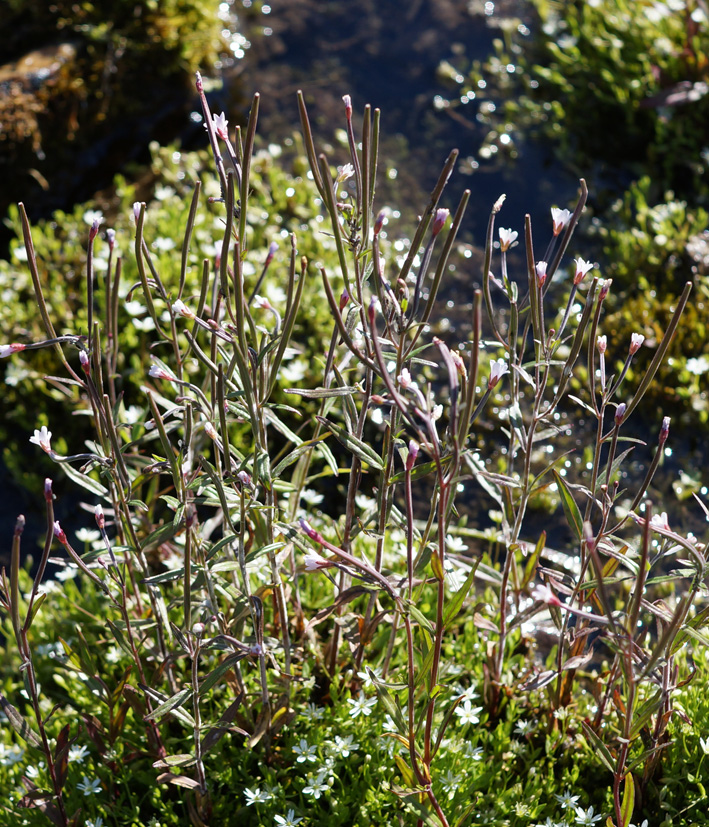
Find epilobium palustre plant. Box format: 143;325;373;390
0;71;707;827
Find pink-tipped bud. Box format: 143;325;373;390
196;71;203;92
53;520;68;546
615;403;626;427
299;517;321;542
629;332;644;355
536;260;548;288
133;202;143;224
0;343;26;358
573;257;593;285
368;295;378;323
342;94;352;119
79;350;90;374
44;478;53;502
374;211;386;236
659;416;670;446
89;218;101;242
432;208;449;237
406;440;419;472
192;622;206;637
265;241;278;265
204;421;218;440
95;503;105;529
304;551;335;571
597;335;607;354
551;207;572;236
106;229;115;250
398;368;414;390
339;288;350;311
237;470;252;488
599;279;611;301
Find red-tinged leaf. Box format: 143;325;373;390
153;753;196;768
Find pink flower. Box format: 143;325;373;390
212;111;229;141
531;583;561;606
551;207;572;236
148;364;174;381
398;368;414;390
498;228;518;252
304;552;334;571
172;299;196;320
29;426;53;454
573;257;594;285
0;343;26;358
629;332;644;355
488;358;510;389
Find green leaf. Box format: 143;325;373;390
143;687;194;724
60;460;108;495
581;721;616;774
443;560;480;627
199;653;247;695
620;772;635;827
553;470;583;542
0;693;42;748
522;531;546;589
316;416;384;470
284;386;358;398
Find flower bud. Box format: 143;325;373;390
237;470;252;488
629;332;644;355
265;241;278;266
212;111;229;141
659;416;670;446
374;211;386;236
79;349;90;374
0;343;26;358
53;520;68;546
432;208;449;237
95;503;105;529
106;229;116;250
536;260;548;288
342;94;352;119
406;440;419;472
599;279;611;301
299;517;321;542
204;421;218;440
195;71;203;92
597;335;607;354
44;478;53;502
614;403;626;427
339;288;350;312
133;202;143;223
89;218;101;242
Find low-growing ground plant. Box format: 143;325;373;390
1;73;708;827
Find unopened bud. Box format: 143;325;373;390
44;478;53;502
339;288;350;311
53;520;68;546
599;279;611;301
265;241;278;265
237;470;252;488
192;622;206;636
659;416;670;446
374;211;386;236
133;202;143;223
106;229;115;250
79;350;90;374
615;403;626;427
342;94;352;119
89;218;101;242
204;421;218;440
406;440;419;471
95;503;105;529
196;71;203;92
432;208;449;237
597;335;607;354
